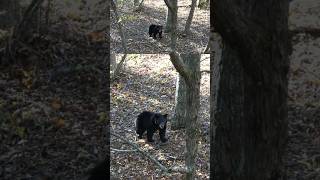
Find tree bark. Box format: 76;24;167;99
110;53;116;72
165;2;173;32
183;0;197;35
212;0;290;179
169;54;201;180
172;74;187;130
164;0;178;51
111;0;127;53
184;54;201;180
0;0;20;29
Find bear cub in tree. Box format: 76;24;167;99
149;24;163;39
136;111;168;142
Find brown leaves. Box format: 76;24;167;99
52;118;66;129
51;98;62;110
20;69;36;89
87;31;105;43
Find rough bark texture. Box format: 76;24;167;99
0;0;20;29
210;30;222;179
110;53;116;72
164;0;178;51
172;74;187;130
212;0;290;180
183;54;201;180
169;54;201;180
110;0;127;53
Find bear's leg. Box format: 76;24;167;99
149;25;154;37
147;129;155;142
136;128;145;139
152;32;157;39
159;128;167;142
158;31;162;39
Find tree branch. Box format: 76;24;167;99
163;0;173;12
111;148;137;153
169;52;192;86
111;132;189;173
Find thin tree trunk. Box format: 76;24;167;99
169;53;201;180
165;6;173;32
184;54;201;180
183;0;197;35
212;0;290;179
110;0;127;53
165;0;178;51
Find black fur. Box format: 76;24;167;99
148;24;163;39
136;111;168;142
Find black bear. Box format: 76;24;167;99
136;111;168;142
148;24;163;39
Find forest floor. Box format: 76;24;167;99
0;1;107;179
110;55;210;179
285;0;320;179
110;0;210;54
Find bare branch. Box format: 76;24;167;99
111;148;137;153
163;0;173;12
169;52;192;86
111;132;189;174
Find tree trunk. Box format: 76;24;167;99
110;53;116;72
0;0;20;29
172;67;187;130
165;0;178;46
184;54;201;180
169;53;201;180
165;6;173;32
111;0;127;53
183;0;197;35
212;0;290;179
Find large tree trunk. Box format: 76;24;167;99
212;0;290;179
0;0;20;29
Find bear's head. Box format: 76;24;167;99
153;113;168;129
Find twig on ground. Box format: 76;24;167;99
110;131;189;174
111;148;138;153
